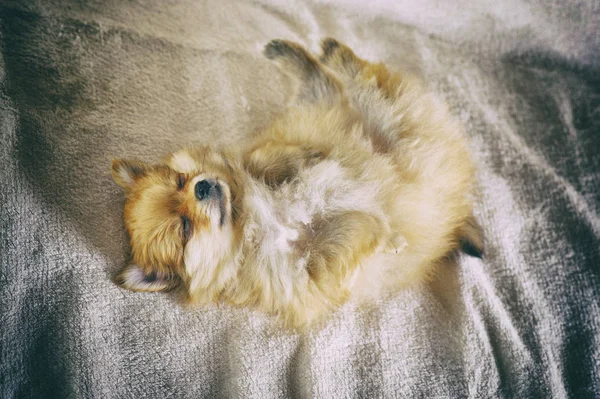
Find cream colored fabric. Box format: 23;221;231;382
1;1;598;397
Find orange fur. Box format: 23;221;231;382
111;38;483;329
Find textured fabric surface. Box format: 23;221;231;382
1;1;599;398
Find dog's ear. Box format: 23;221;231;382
115;264;177;292
459;215;484;258
111;159;149;190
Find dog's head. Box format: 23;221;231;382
111;146;242;299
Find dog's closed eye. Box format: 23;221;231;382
177;173;187;190
182;216;193;241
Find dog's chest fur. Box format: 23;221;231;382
240;158;387;290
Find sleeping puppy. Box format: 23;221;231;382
111;38;483;328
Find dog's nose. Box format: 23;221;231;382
195;179;213;200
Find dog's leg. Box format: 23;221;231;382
319;38;365;80
302;211;385;293
244;140;327;187
320;38;402;99
264;39;345;104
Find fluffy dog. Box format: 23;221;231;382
111;38;483;328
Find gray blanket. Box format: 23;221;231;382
1;1;599;397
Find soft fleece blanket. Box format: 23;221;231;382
1;1;599;398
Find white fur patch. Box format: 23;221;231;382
248;190;298;255
170;151;198;173
184;224;233;293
